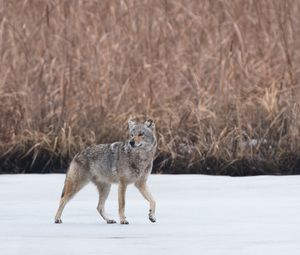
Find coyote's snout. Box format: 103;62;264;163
54;119;157;224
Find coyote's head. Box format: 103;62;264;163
127;119;156;149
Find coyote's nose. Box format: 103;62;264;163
130;140;135;147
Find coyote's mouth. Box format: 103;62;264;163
130;143;142;148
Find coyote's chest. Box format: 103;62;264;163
121;150;154;180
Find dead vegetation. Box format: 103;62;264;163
1;0;300;175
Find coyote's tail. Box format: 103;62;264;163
60;160;74;198
61;159;88;198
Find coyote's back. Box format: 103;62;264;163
55;119;157;224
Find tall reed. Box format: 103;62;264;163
1;0;300;175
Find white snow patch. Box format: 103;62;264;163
0;174;300;255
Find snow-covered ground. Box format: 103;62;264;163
0;174;300;255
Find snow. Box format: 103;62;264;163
0;174;300;255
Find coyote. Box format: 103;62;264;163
54;119;157;224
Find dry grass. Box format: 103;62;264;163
1;0;300;175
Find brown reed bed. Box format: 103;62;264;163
1;0;300;175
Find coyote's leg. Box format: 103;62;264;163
118;180;129;224
54;163;89;224
96;182;116;224
135;180;156;223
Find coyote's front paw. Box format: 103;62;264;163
55;219;62;224
149;215;156;223
149;210;156;223
106;219;117;224
120;219;129;225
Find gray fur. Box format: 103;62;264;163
55;119;157;224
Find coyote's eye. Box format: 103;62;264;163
138;132;144;137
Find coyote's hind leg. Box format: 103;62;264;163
96;182;116;224
54;162;89;224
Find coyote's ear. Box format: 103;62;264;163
144;119;155;130
128;119;136;129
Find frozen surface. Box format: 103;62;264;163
0;174;300;255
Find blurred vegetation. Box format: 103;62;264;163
1;0;300;175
